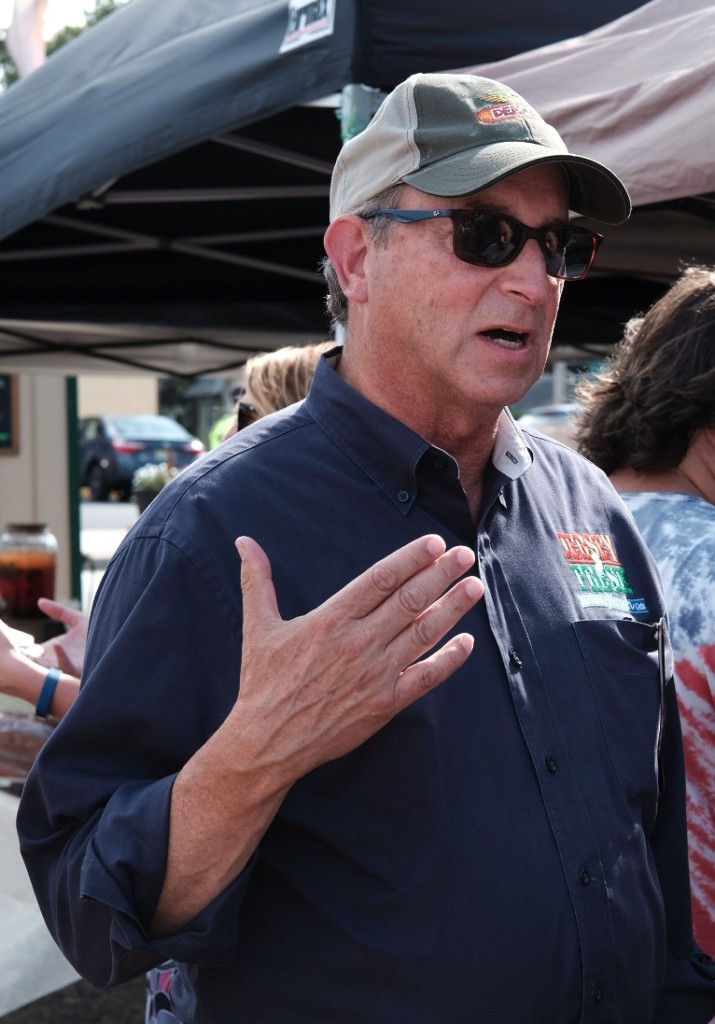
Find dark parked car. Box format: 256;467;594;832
79;414;205;500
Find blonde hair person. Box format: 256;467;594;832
223;340;335;440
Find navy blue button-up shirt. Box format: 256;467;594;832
18;353;715;1022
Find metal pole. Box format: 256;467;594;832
65;377;82;604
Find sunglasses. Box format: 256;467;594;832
237;401;258;431
363;209;603;281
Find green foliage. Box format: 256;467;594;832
131;461;179;494
47;25;85;53
86;0;122;25
0;38;18;88
0;0;123;89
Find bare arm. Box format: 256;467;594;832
152;533;483;934
0;619;80;717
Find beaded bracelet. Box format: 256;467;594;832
35;667;61;718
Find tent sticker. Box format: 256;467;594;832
280;0;334;53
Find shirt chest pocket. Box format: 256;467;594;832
572;617;669;833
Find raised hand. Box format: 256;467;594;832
231;533;484;784
34;599;89;677
154;533;484;934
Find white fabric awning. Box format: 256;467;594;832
458;0;715;209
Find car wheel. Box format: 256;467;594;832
87;464;109;501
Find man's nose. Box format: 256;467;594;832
500;237;557;301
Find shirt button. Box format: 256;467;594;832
509;650;522;667
545;756;557;773
396;490;410;503
594;985;604;1002
432;456;446;470
579;868;591;886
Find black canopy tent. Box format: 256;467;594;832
0;0;668;378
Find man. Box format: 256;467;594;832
17;74;715;1022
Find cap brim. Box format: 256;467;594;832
403;142;631;225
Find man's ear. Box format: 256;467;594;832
323;215;370;304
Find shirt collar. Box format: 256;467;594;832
306;350;533;510
306;350;429;513
492;409;533;480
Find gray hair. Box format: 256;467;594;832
322;184;405;330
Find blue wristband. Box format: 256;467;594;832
35;667;61;718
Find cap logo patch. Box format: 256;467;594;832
476;101;532;125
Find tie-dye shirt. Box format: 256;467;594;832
622;491;715;958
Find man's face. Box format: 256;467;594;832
362;164;569;430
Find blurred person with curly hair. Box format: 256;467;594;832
577;264;715;954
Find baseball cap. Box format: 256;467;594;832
330;73;630;225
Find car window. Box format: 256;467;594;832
109;416;192;441
80;418;100;442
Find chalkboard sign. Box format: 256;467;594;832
0;375;18;454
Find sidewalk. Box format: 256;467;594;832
80;504;139;612
0;972;145;1023
0;789;80;1017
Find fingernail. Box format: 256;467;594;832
426;536;444;557
456;547;476;568
459;633;475;654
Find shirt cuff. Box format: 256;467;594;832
79;773;259;968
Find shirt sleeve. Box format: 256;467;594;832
17;525;254;987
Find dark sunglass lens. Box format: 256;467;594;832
454;212;520;267
545;228;595;280
452;213;597;279
237;402;258;431
542;227;568;278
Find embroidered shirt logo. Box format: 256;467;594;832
557;531;648;614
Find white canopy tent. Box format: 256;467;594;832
463;0;715;286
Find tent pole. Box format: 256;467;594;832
65;377;82;605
